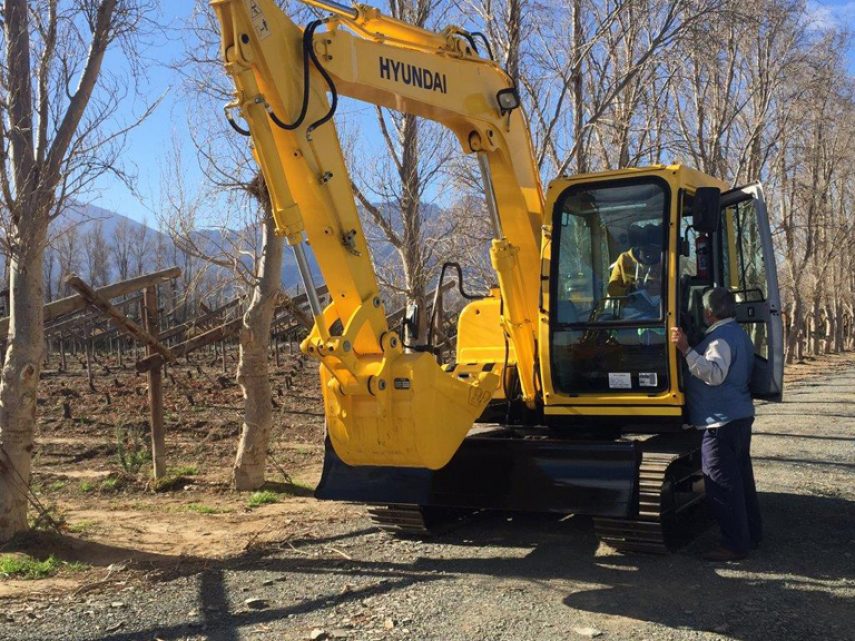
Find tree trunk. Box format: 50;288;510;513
233;210;284;490
785;298;803;364
572;0;586;174
0;213;48;541
811;299;821;356
838;304;848;353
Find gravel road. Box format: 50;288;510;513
4;364;854;641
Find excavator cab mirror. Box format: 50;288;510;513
403;303;421;343
496;88;520;114
692;187;721;233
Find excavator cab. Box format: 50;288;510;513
539;166;784;431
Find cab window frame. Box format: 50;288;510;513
548;175;672;330
719;198;768;303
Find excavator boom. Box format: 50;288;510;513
211;0;545;468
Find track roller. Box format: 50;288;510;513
594;437;708;554
368;504;473;537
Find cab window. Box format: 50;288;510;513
550;178;670;395
553;180;668;324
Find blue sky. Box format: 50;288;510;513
91;0;855;226
92;2;197;225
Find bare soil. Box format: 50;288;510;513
1;349;853;641
3;348;347;599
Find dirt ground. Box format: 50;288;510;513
1;348;336;599
1;349;853;640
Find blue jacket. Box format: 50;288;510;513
686;321;755;427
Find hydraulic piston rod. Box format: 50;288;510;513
478;152;504;240
292;240;324;318
301;0;358;19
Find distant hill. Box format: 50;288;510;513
47;201;411;298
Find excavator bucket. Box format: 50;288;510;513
320;352;499;470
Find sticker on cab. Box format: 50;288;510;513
608;373;632;389
639;372;658;387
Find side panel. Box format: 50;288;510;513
456;296;515;368
719;183;784;401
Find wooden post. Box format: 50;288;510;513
65;275;173;361
59;335;67;372
84;321;95;392
0;266;182;337
142;287;166;479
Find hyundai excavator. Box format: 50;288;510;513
211;0;784;552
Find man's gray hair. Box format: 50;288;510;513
703;287;736;320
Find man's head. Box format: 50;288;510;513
702;287;736;325
637;224;662;265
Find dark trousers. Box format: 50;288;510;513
701;417;762;553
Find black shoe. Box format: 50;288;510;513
702;546;747;562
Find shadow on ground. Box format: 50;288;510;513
34;490;853;641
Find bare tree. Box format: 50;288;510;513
83;221;111;287
350;0;460;342
129;217;154;276
0;0;155;541
43;246;58;303
111;217;134;280
166;0;314;489
54;222;82;297
232;177;284;490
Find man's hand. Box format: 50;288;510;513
670;327;690;355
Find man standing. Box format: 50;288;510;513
670;287;762;561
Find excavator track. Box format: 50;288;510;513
594;439;707;554
368;504;473;537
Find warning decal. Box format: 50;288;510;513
639;372;658;387
244;0;272;40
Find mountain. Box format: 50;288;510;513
46;201;406;299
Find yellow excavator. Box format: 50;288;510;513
211;0;783;552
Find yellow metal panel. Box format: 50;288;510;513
544;405;683;417
456;296;515;365
322;352;499;469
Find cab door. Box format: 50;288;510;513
718;183;783;401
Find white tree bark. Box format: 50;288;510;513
233;200;284;491
0;210;48;537
0;0;129;542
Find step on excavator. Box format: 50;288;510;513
211;0;784;552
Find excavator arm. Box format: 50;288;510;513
211;0;545;469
